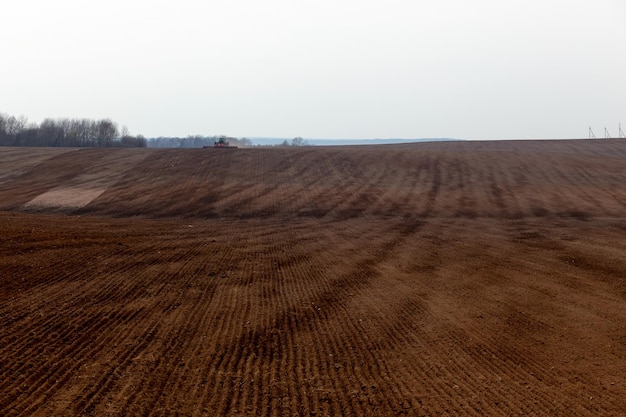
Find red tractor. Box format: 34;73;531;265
213;137;237;148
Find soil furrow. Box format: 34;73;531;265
2;141;626;415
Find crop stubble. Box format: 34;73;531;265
1;140;626;416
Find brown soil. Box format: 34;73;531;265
1;140;626;416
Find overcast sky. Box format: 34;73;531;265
2;0;625;140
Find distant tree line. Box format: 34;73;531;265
146;136;312;148
147;135;252;148
0;112;146;148
277;137;311;147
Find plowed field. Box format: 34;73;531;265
1;140;626;416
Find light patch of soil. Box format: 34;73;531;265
8;147;152;211
24;186;107;209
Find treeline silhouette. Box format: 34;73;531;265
146;136;311;148
0;112;146;148
147;135;252;148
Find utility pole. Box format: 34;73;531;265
589;127;596;139
619;123;625;139
605;127;612;139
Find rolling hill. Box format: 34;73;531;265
1;139;626;416
1;139;626;219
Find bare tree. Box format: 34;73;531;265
0;112;139;148
5;115;28;136
39;119;65;146
95;119;118;147
239;137;253;147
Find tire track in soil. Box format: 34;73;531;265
443;250;566;413
399;219;626;415
334;231;511;415
138;256;240;416
419;155;442;217
0;216;620;414
316;219;540;415
0;219;224;416
115;223;261;416
70;252;220;415
325;151;388;219
313;219;526;415
186;217;426;416
192;223;308;415
1;256;162;415
89;260;218;414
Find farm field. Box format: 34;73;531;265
1;140;626;416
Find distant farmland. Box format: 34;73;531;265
2;140;626;416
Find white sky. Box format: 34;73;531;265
2;0;625;140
